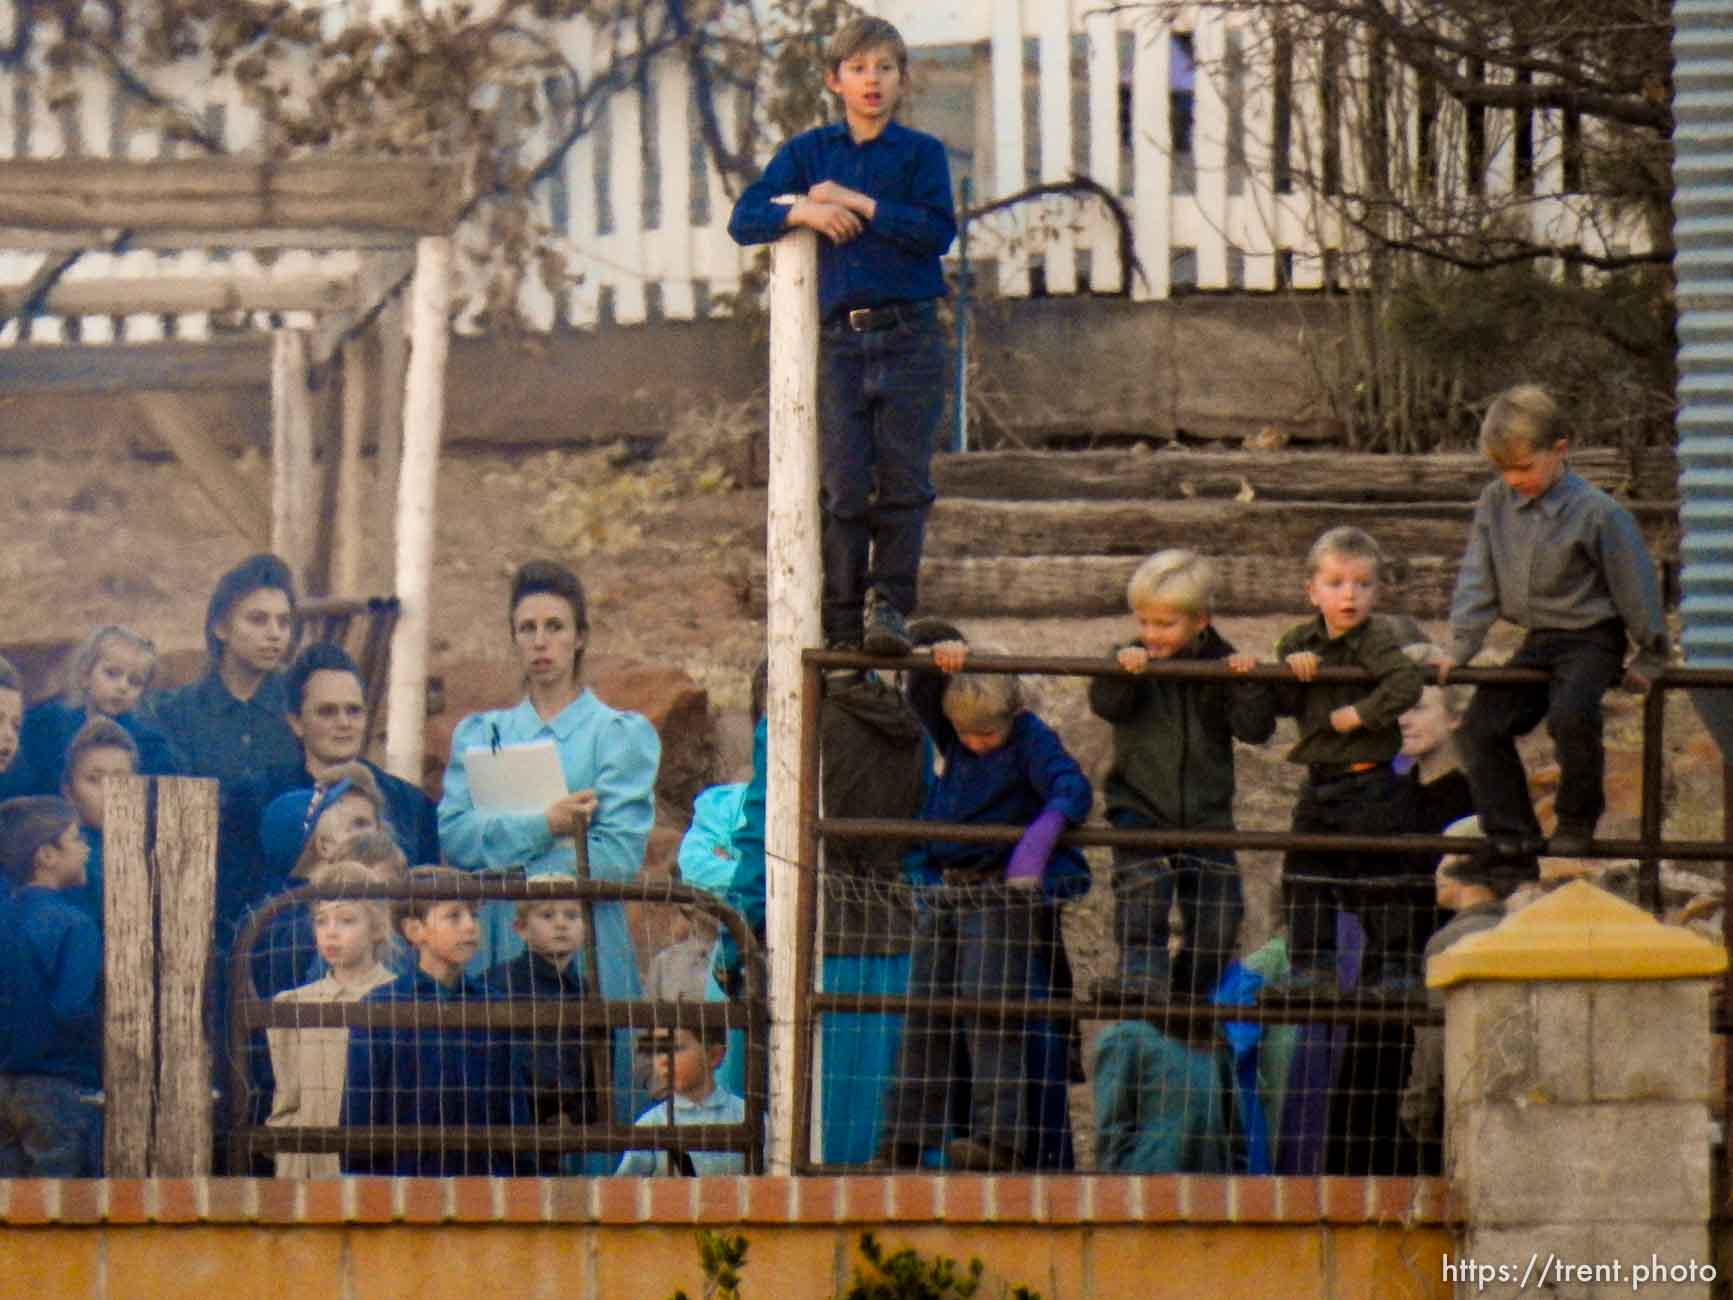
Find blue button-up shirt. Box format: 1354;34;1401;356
615;1086;748;1176
728;120;956;318
145;669;301;788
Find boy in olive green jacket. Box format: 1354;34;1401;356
1089;550;1275;1000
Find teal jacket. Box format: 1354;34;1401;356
1088;626;1275;830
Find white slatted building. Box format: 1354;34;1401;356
0;0;1647;344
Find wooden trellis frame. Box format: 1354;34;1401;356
0;156;462;1177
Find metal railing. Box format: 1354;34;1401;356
225;874;768;1176
789;647;1733;1174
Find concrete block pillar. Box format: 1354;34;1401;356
1433;880;1726;1300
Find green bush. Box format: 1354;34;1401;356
670;1230;1042;1300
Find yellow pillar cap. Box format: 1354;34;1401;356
1428;878;1728;989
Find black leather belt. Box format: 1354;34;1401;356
835;302;921;332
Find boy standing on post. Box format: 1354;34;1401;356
1437;385;1669;856
729;17;956;659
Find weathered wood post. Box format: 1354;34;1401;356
103;776;154;1177
764;222;821;1174
375;295;409;594
384;235;452;784
332;334;370;598
271;327;317;585
102;776;219;1177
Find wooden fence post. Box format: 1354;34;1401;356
103;775;155;1178
333;334;370;598
272;327;317;585
152;777;218;1176
100;775;220;1177
764;223;821;1174
384;235;452;784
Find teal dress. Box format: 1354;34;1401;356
437;688;661;1164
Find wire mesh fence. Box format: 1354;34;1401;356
793;650;1733;1178
195;651;1733;1181
808;864;1446;1176
224;873;767;1178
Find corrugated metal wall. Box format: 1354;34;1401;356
1676;1;1733;750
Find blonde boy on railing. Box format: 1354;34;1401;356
1088;549;1276;1004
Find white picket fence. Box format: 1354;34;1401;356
0;0;1635;344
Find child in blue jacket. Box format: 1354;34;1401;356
877;626;1092;1173
343;867;524;1175
17;625;177;796
0;796;103;1177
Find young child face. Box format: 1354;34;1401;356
404;901;480;977
1132;598;1209;660
291;669;368;767
65;744;137;830
36;823;90;891
0;687;20;772
1493;437;1569;500
641;1028;717;1101
944;706;1012;757
1306;551;1379;639
824;42;904;131
215;587;294;677
313;793;381;865
1399;687;1457;760
516;900;586;965
313;900;378;975
86;643;154;717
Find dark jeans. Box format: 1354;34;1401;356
881;890;1065;1164
0;1074;103;1177
1282;766;1418;980
1110;845;1243;997
1457;620;1627;838
817;304;947;644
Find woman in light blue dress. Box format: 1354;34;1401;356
437;560;661;1165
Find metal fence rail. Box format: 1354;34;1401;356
225;875;768;1176
791;648;1733;1175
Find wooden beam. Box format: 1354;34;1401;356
925;496;1679;561
748;553;1463;621
375;296;408;593
0;227;417;252
134;392;271;548
0;271;358;317
0;158;466;234
931;446;1633;503
385;236;452;784
272;329;317;585
334;336;369;598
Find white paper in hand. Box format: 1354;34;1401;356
462;739;568;813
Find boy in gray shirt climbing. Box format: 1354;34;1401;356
1437;384;1668;856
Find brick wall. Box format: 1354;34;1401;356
1;1174;1455;1298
